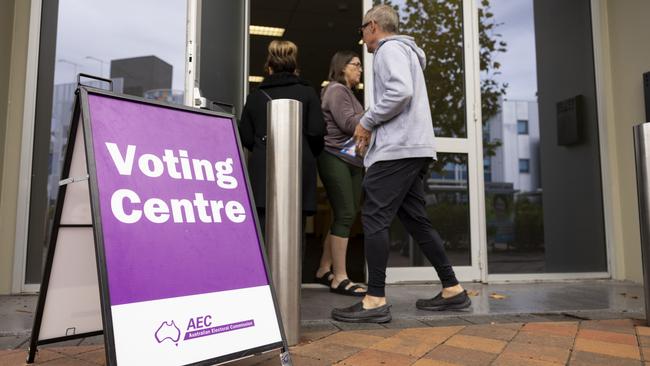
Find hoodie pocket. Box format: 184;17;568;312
383;116;409;147
375;120;405;150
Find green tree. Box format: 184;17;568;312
374;0;507;170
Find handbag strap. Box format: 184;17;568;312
260;89;273;101
260;89;273;144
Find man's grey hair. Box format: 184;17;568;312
363;4;399;34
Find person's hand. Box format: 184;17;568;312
354;123;371;157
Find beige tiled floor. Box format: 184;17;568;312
3;318;649;365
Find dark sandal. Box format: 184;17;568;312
315;271;334;287
330;279;367;297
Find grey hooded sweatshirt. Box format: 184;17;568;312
360;35;437;168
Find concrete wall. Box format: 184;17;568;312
0;0;15;185
0;0;16;294
0;0;31;294
601;0;650;282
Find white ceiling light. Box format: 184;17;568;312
249;75;264;83
250;25;285;37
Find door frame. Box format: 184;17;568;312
362;0;486;283
487;0;612;283
13;0;43;294
360;0;612;284
14;0;198;294
13;0;615;294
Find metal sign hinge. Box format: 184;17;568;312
59;175;89;186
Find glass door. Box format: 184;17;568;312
478;0;607;278
365;0;484;283
24;0;188;291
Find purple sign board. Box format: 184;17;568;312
82;90;284;365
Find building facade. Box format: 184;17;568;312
1;0;649;294
486;99;541;194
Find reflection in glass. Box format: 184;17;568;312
480;0;606;274
374;0;467;139
484;100;545;273
50;1;186;207
388;154;471;267
517;120;529;134
479;0;545;274
27;0;187;283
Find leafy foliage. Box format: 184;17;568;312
374;0;507;171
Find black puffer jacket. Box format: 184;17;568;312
239;72;325;215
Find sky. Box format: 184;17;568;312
482;0;538;101
53;0;537;101
54;0;187;90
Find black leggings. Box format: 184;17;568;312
362;158;459;297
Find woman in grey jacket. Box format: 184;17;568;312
315;51;367;296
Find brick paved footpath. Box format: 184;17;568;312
2;319;650;365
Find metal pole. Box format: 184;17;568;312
266;99;302;345
634;122;650;326
184;0;200;107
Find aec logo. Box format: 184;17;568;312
154;320;181;346
155;315;254;347
154;315;212;347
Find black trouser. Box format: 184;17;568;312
362;157;459;297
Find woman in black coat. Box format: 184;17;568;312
239;40;325;234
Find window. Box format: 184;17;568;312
481;0;607;275
484;157;492;182
27;0;187;285
383;0;467;138
517;119;529;134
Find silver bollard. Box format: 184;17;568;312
266;99;302;345
634;122;650;326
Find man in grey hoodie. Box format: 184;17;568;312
332;4;471;324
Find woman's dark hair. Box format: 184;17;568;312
264;40;298;74
327;50;360;86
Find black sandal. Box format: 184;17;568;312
330;279;366;297
315;271;333;287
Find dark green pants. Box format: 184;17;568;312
317;151;362;237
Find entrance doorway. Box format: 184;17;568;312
371;0;485;283
20;0;610;293
248;0;367;284
248;0;486;284
247;0;609;285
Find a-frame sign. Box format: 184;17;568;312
27;82;291;366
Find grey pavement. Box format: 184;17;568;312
302;280;646;322
1;280;646;351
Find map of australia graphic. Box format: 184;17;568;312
155;321;181;344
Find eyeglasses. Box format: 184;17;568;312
358;21;371;37
347;62;362;69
